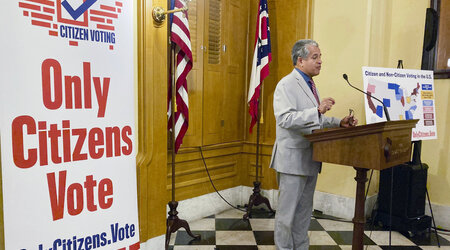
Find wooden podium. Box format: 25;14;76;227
304;120;418;250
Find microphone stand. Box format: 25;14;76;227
343;74;395;248
343;74;390;121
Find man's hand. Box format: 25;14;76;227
318;97;335;114
340;114;358;127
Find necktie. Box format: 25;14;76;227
309;79;320;104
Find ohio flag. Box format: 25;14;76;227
168;0;192;153
247;0;271;133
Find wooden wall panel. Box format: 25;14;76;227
203;0;226;145
242;143;278;190
168;143;243;201
436;0;450;71
223;0;249;143
203;68;224;145
164;0;312;215
136;0;168;241
203;0;250;145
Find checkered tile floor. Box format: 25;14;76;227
168;208;450;250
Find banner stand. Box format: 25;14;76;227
1;1;140;248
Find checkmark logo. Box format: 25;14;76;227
61;0;98;20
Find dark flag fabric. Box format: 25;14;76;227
168;0;192;153
247;0;271;133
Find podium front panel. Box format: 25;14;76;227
305;120;417;170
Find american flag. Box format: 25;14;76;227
247;0;271;133
168;0;192;153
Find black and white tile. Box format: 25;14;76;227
168;208;450;250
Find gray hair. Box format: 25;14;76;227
291;39;319;66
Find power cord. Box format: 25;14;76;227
418;160;441;247
198;146;246;212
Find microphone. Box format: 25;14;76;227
342;74;390;121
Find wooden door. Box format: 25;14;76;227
223;0;248;142
177;0;249;147
182;0;204;147
202;0;227;145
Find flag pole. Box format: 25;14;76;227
171;44;176;203
243;0;275;220
243;81;275;220
165;5;200;247
255;87;261;183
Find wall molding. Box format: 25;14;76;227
167;171;237;190
135;0;168;241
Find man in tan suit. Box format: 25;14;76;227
270;39;357;250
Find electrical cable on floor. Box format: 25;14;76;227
198;146;247;212
311;213;352;223
419;160;441;247
434;227;450;233
433;228;450;236
389;165;394;248
365;200;380;250
365;169;374;201
364;169;377;250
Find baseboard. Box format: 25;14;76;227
243;187;377;220
140;234;164;250
314;191;378;220
166;186;378;222
425;201;450;230
171;186;245;222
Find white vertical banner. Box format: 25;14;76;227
362;67;437;141
0;0;140;249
